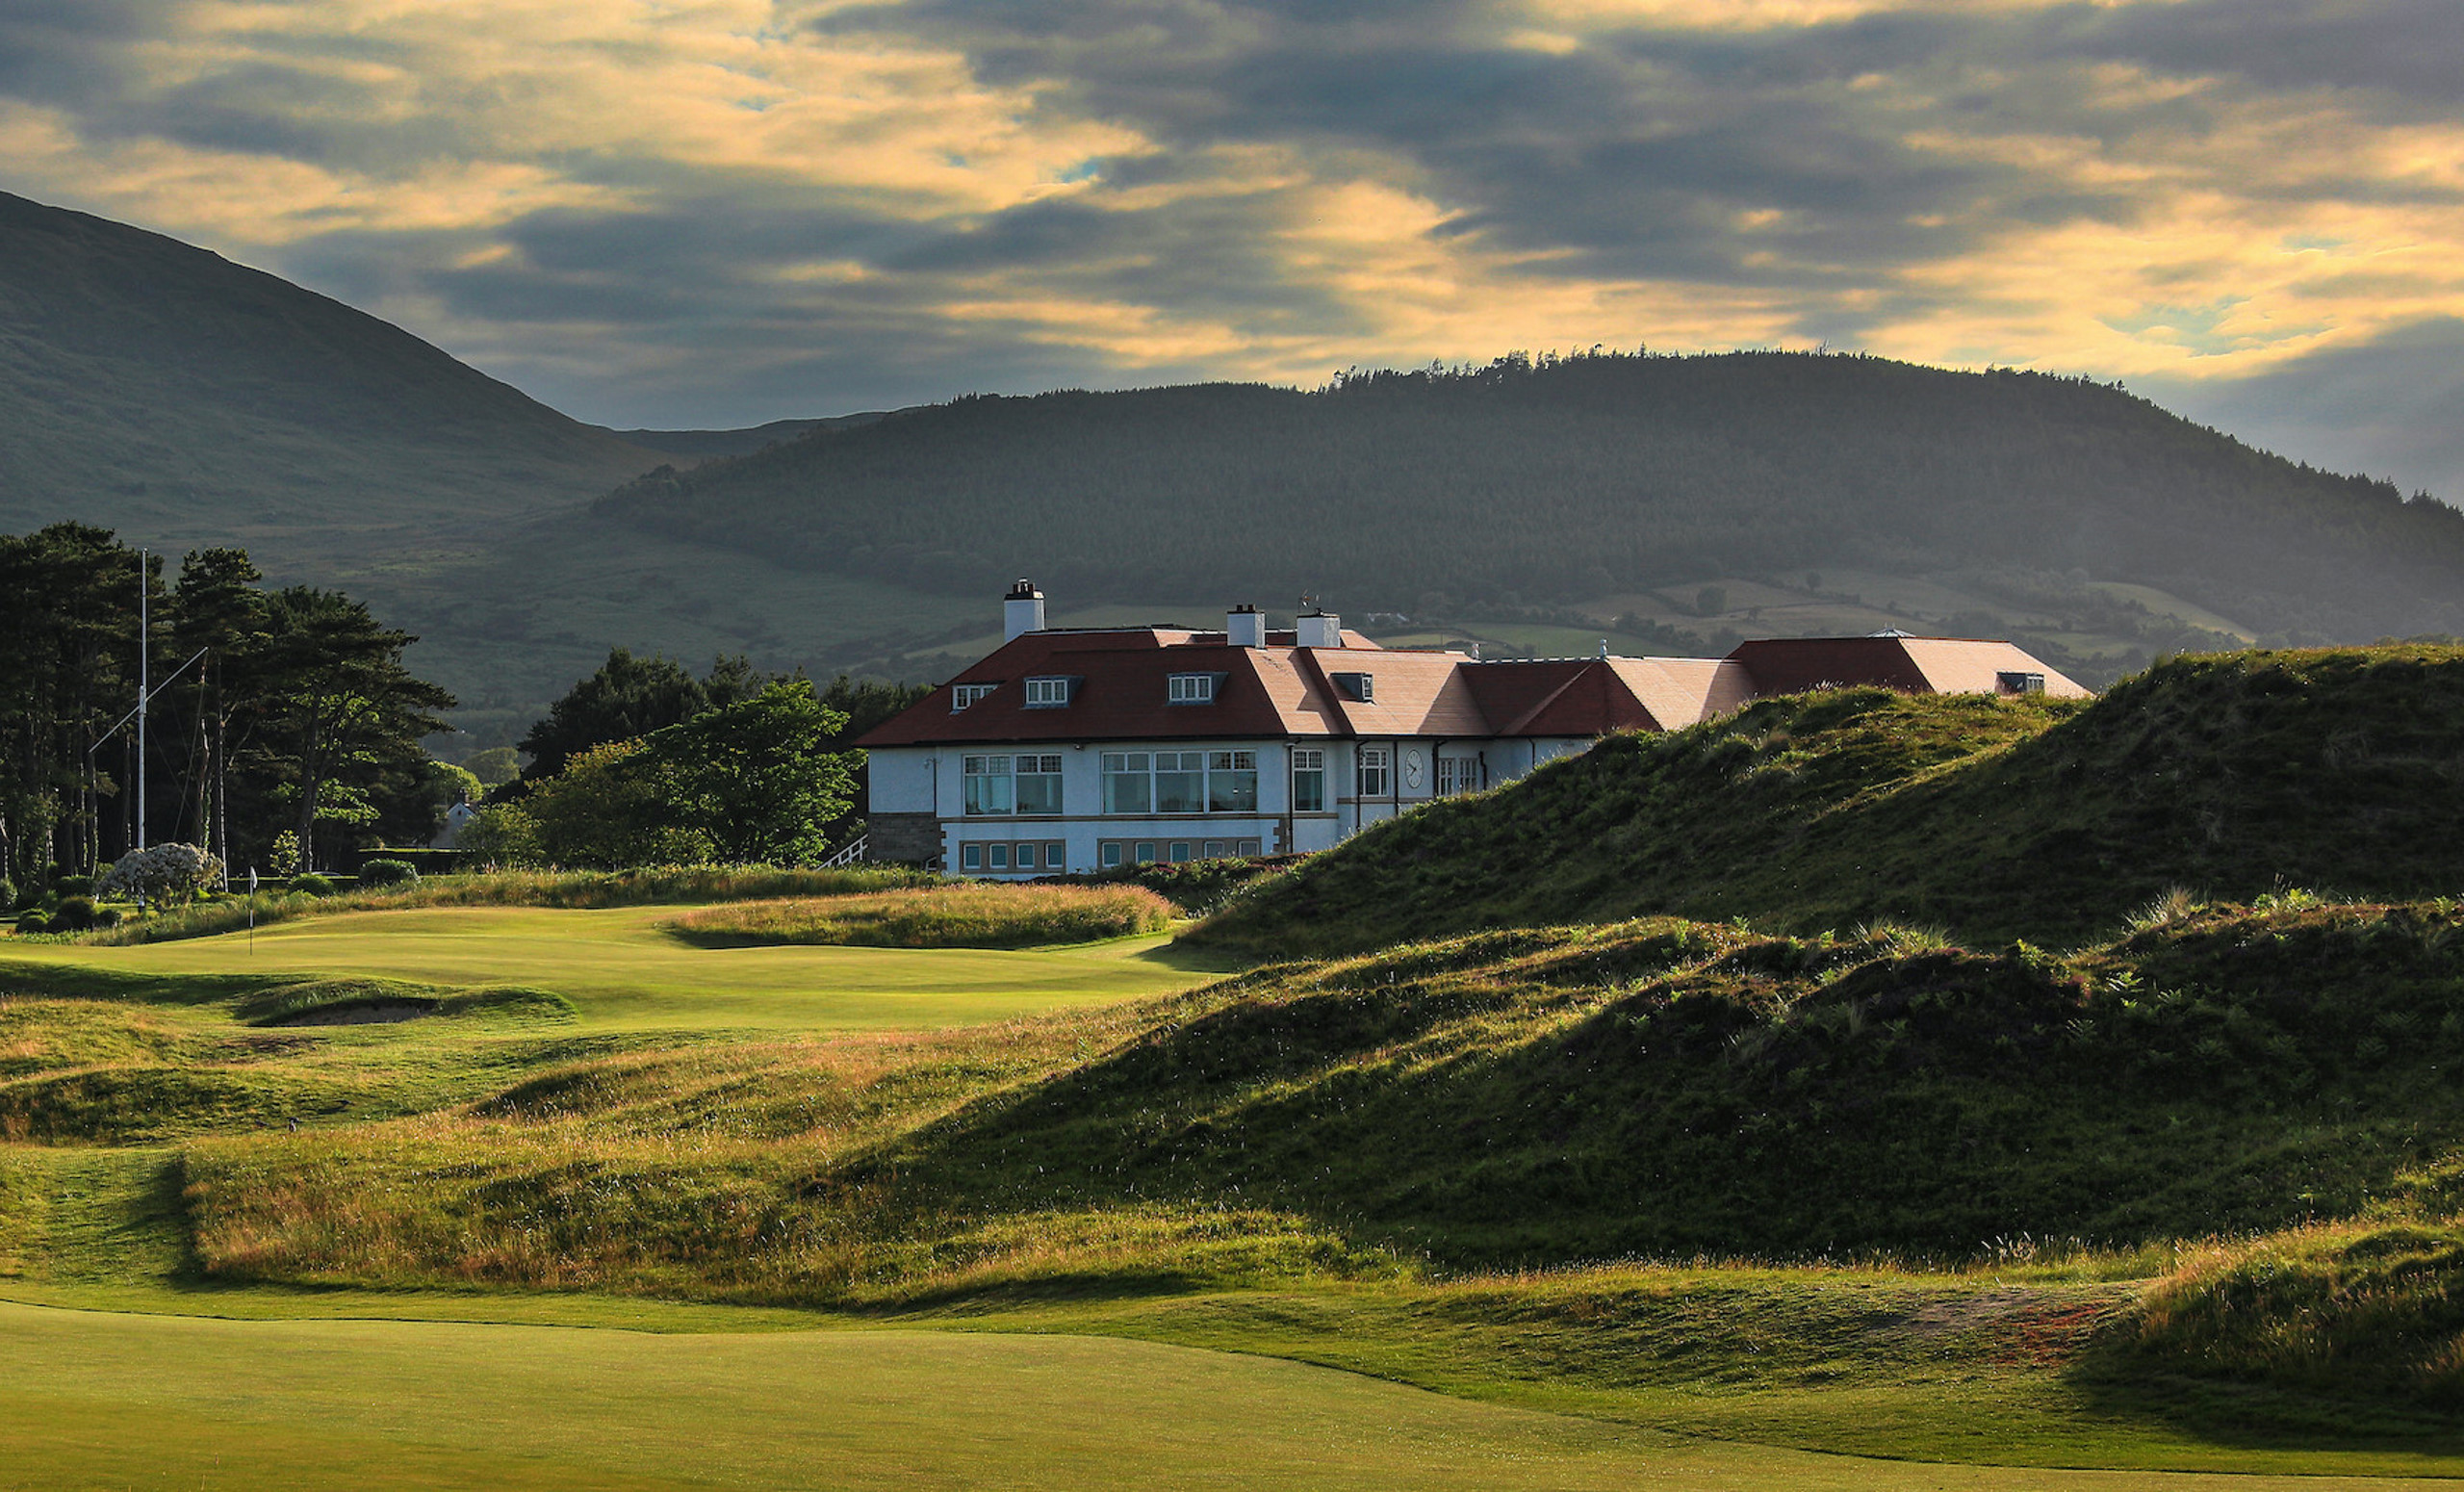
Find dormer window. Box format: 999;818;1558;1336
952;682;997;711
1167;672;1221;705
1023;676;1076;708
1995;671;2045;696
1330;672;1373;703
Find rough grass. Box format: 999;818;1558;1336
1196;646;2464;956
69;865;935;947
666;885;1175;950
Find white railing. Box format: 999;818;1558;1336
820;835;868;868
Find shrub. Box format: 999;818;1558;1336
11;910;46;936
268;831;302;879
98;842;224;905
289;874;337;897
91;906;122;929
47;895;97;932
51;874;94;900
357;858;420;889
667;884;1175;949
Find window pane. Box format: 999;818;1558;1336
1047;842;1066;866
1236;838;1261;857
1209;762;1257;812
1156;760;1204;812
1294;768;1324;812
961;843;982;870
1168;841;1192;862
988;843;1010;869
1016;771;1062;815
1100;841;1123;868
1134;841;1156;864
1103;765;1151;814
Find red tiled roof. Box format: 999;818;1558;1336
853;627;2087;749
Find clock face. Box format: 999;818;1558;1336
1403;748;1425;789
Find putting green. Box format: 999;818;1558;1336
0;905;1240;1029
1;1301;2445;1492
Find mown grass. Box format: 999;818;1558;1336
25;1298;2377;1492
65;864;935;947
1;902;1235;1031
1197;646;2464;956
667;884;1174;949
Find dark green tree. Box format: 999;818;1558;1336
633;681;855;864
249;587;456;869
517;649;765;783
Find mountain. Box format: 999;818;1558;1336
592;355;2464;677
0;191;660;563
11;192;2464;757
607;414;888;461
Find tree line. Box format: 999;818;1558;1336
0;523;454;897
462;648;928;869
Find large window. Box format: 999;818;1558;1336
1357;745;1392;797
1207;751;1257;811
1292;749;1325;812
962;755;1013;814
1101;749;1258;815
1437;756;1480;796
963;754;1063;815
1015;754;1063;814
1101;752;1152;813
1155;750;1205;812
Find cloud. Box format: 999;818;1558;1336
2142;316;2464;504
0;0;2454;469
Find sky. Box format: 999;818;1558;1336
2;0;2459;497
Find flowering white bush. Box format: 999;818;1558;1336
97;842;224;905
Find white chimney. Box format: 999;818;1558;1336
1226;604;1266;648
1296;609;1342;649
1004;579;1045;641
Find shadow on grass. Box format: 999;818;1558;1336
2062;1351;2464;1457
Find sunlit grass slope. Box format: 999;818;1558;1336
1197;646;2464;957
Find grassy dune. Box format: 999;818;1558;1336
667;883;1175;949
1198;647;2464;956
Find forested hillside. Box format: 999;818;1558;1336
596;353;2464;646
0;192;655;560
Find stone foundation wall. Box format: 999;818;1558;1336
866;812;943;866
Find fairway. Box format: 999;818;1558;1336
1;1300;2448;1492
0;905;1240;1029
